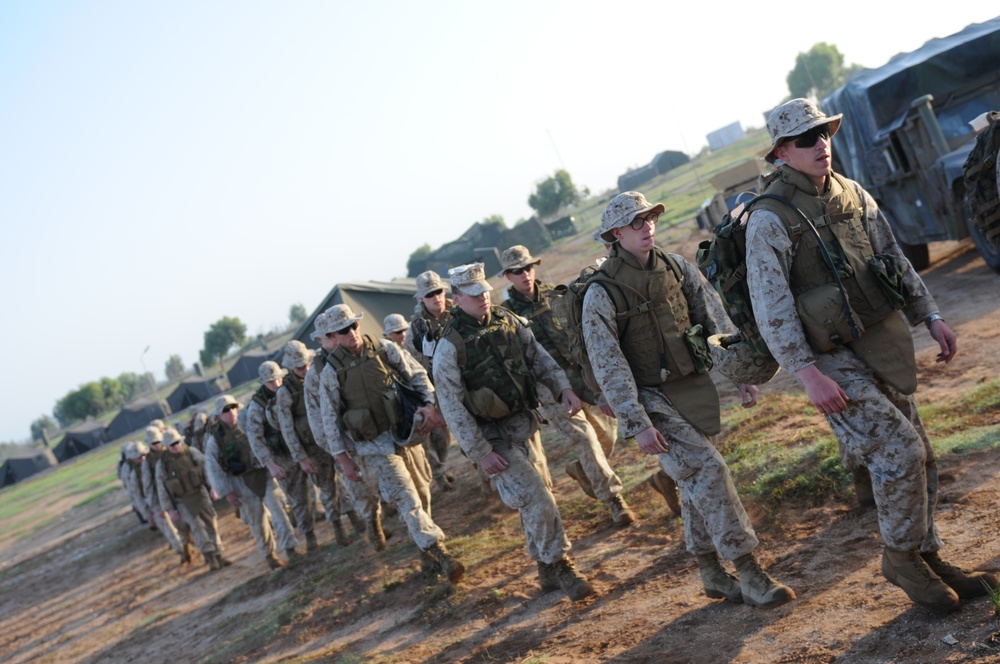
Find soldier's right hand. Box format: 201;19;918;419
267;460;287;481
635;427;669;455
335;452;363;482
478;451;509;476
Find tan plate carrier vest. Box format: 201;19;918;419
329;335;399;443
211;422;269;498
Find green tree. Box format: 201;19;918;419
55;382;107;426
289;303;308;326
407;243;433;277
30;415;56;443
528;169;581;219
200;316;247;367
165;354;185;381
116;372;145;401
99;376;126;409
787;43;854;100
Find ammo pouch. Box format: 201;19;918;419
795;283;864;352
242;467;269;499
382;387;403;429
683;324;713;374
465;387;513;420
343;409;380;442
867;254;907;310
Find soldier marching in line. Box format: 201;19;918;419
120;441;151;527
499;244;635;527
155;426;231;570
581;192;794;609
204;394;294;570
141;424;195;565
320;303;465;582
433;263;595;601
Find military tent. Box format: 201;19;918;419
226;348;278;388
54;420;108;462
0;447;57;488
106;397;169;441
165;376;225;413
292;279;422;350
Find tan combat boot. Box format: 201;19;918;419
285;547;302;562
565;461;596;499
265;553;284;570
734;553;796;609
537;561;560;593
367;513;387;552
331;518;350;547
216;553;234;567
305;531;320;552
426;542;465;583
550;557;595;601
696;552;743;603
347;510;366;536
204;551;221;571
882;547;959;611
922;551;998;599
606;495;636;527
646;470;682;517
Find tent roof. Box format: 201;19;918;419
291;279;419;349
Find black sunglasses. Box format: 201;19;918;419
222;404;239;413
788;125;831;149
507;266;533;276
423;289;444;298
336;321;359;336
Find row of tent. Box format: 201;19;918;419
2;279;421;489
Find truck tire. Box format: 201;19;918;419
969;221;1000;273
900;241;930;271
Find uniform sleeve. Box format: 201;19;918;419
127;467;150;520
432;336;495;462
246;400;274;467
154;460;172;513
403;322;423;363
385;340;435;404
745;208;819;373
204;435;233;497
582;284;652;438
675;253;737;336
319;364;350;456
141;459;157;512
304;367;329;452
275;386;308;463
519;319;571;397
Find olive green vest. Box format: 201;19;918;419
210;422;268;498
282;371;318;450
600;245;721;435
329;335;395;441
161;448;201;497
252;384;290;457
503;282;596;404
442;307;538;420
759;167;916;393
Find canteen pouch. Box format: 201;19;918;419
343;408;379;442
796;282;864;352
867;254;907;310
465;387;512;420
683;324;713;374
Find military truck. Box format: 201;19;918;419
821;17;1000;272
695;159;767;230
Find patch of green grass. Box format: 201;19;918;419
135;608;179;630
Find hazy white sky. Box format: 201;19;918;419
1;2;996;442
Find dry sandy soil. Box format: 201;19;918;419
1;233;999;664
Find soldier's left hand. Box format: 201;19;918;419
738;384;759;408
560;388;583;417
169;509;180;522
299;458;318;475
267;460;287;481
417;404;445;432
928;319;958;363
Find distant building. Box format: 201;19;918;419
651;150;689;175
617;163;659;193
706;122;746;151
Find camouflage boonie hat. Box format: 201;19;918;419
707;333;780;386
310;312;328;341
162;427;185;447
323;304;363;335
150;419;166;432
193;410;208;432
391;411;430;447
764;98;842;164
383;313;409;335
258;360;288;383
144;425;164;445
498;245;541;277
448;263;493;296
123;441;136;459
414;270;446;299
213;394;240;416
134;441;149;457
282;339;315;370
599;192;665;243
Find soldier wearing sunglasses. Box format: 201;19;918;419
745;98;995;611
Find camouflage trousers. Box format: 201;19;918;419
270;454;318;538
263;478;299;551
527;430;553;491
365;451;445;551
817;350;942;551
486;437;571;565
342;455;383;522
649;411;759;561
399;443;434;515
149;502;185;554
540;387;622;502
229;476;278;559
424;426;453;483
305;448;344;520
175;488;221;555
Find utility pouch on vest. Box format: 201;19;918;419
343;409;379;442
165;476;183;496
382;387;403;429
242;467;269;499
796;283;864;352
867;254;907;310
847;313;917;394
683;324;713;374
465;386;513;420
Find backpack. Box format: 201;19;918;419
963;111;1000;251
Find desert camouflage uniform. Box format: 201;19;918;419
320;339;445;550
155;446;222;555
434;310;573;565
141;448;187;554
305;351;372;520
248;392;315;543
504;281;622;501
122;457;152;523
204;429;283;561
582;254;759;560
746;172;942;552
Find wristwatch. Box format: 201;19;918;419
925;313;945;328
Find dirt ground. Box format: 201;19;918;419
1;236;999;664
